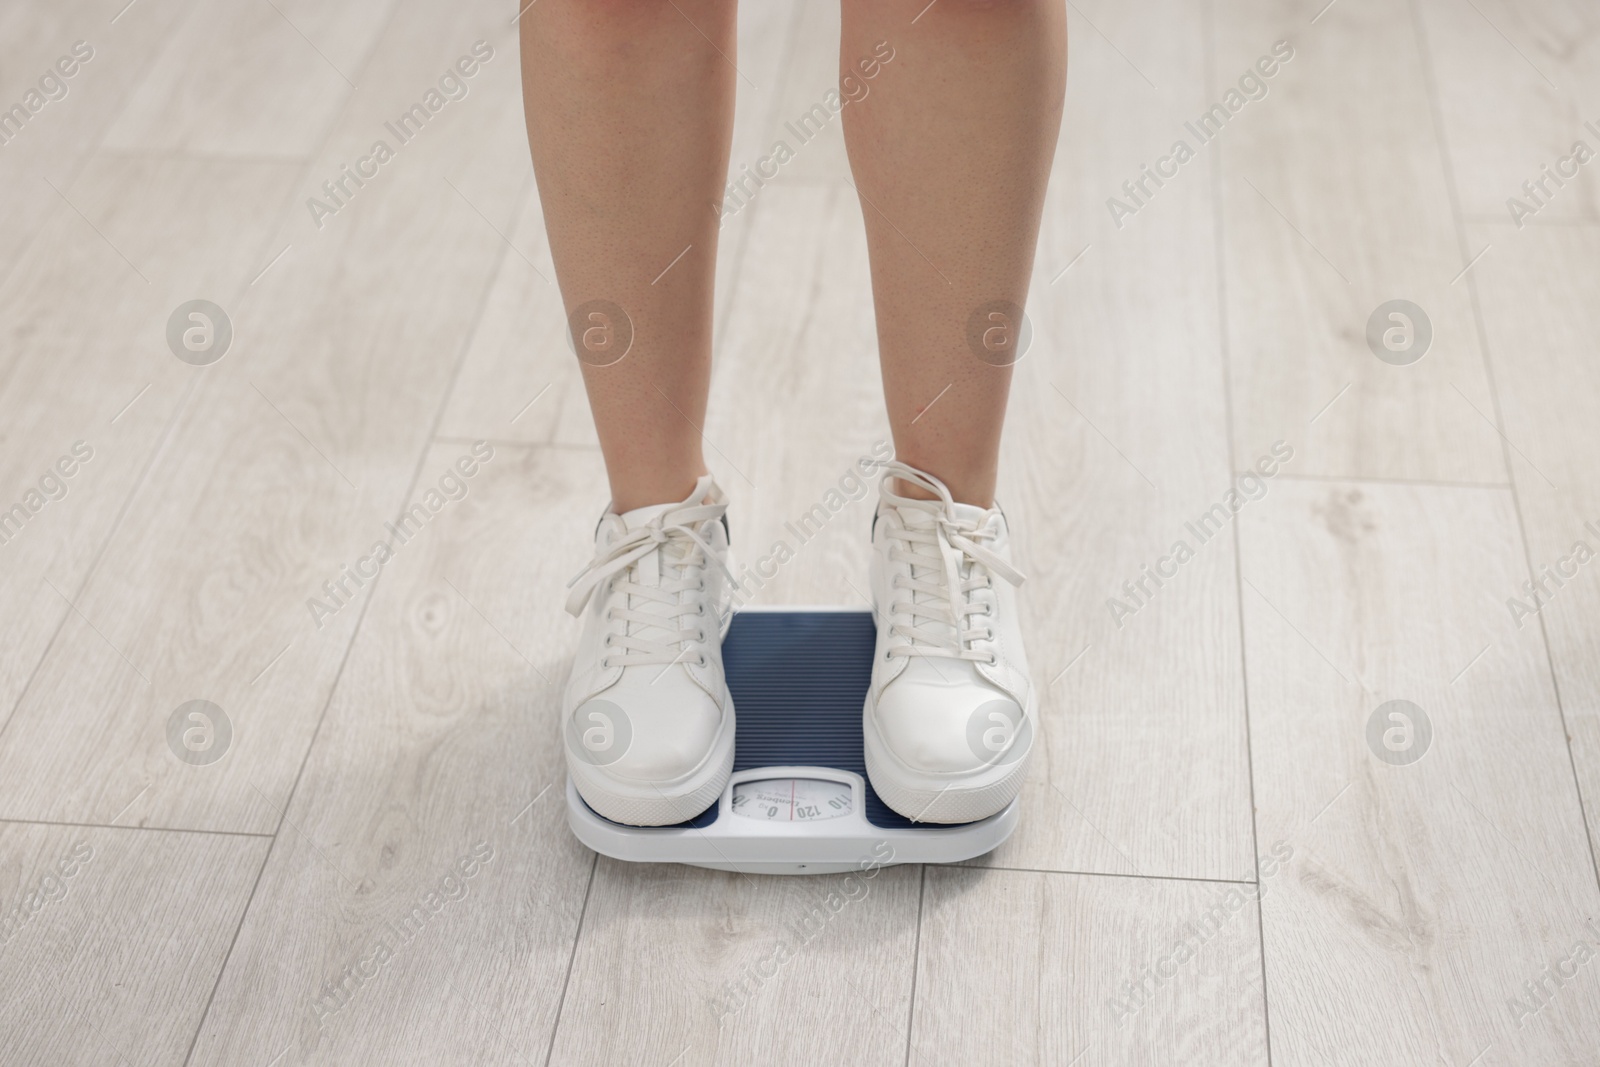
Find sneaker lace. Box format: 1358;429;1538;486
880;462;1025;664
564;501;736;669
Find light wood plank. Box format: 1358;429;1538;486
703;182;891;607
0;0;194;284
1416;0;1600;224
0;151;300;747
1240;478;1600;1065
550;858;920;1067
0;823;269;1065
0;0;530;834
100;0;400;157
187;444;603;1065
428;187;566;445
758;0;850;186
1465;219;1600;887
913;867;1269;1065
1217;0;1503;483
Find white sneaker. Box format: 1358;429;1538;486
562;476;736;826
864;461;1035;823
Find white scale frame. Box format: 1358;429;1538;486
565;606;1020;876
566;769;1017;876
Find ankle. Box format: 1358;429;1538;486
891;475;995;510
609;471;709;514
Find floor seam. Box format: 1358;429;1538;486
1408;0;1600;904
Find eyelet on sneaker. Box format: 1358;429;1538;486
695;653;708;667
602;633;613;646
984;653;998;665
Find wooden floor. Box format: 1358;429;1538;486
3;0;1599;1063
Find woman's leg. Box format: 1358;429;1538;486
841;0;1067;507
520;0;737;513
525;3;743;826
845;0;1066;824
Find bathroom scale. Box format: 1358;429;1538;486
565;607;1019;875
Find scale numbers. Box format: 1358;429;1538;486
730;778;852;822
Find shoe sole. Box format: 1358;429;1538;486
567;684;736;826
861;689;1035;824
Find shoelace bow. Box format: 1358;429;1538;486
564;501;736;668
